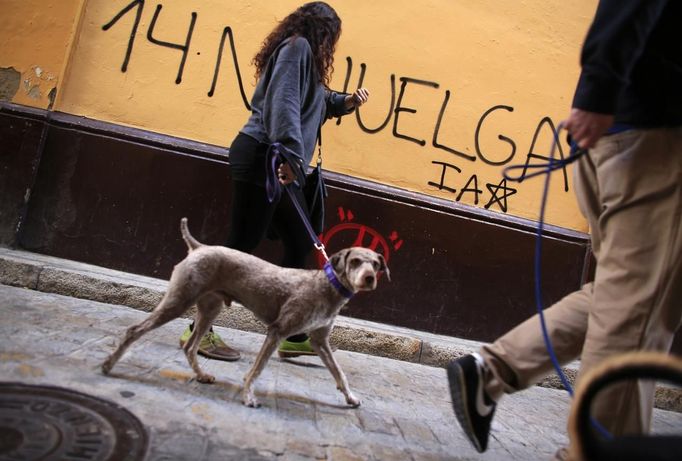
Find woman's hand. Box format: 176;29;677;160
345;88;370;110
277;162;296;185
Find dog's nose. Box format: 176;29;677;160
364;275;375;286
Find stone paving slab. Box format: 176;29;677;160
2;285;682;460
1;246;680;414
0;248;569;368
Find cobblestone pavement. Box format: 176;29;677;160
1;284;681;460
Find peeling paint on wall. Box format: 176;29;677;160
0;0;81;109
22;65;57;101
0;67;21;101
0;65;58;105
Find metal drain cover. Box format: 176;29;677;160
0;382;148;461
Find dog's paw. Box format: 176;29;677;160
196;373;216;384
242;392;261;408
346;393;361;408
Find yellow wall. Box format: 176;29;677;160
4;0;598;232
0;0;84;109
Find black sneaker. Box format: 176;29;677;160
447;354;497;453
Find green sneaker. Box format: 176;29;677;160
278;338;317;358
179;325;241;362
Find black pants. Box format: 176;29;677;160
227;133;312;342
227;133;313;268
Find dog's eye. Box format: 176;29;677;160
372;261;380;270
349;258;361;268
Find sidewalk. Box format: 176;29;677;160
0;247;502;368
0;248;548;371
1;247;681;412
1;249;681;460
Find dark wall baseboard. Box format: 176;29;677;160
2;102;678;353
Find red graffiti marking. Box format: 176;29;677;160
316;207;403;268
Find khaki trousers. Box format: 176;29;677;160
481;126;682;436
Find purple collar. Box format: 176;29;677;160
324;261;354;299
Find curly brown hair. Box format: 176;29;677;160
253;2;342;86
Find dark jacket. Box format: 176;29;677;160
240;37;351;171
572;0;682;127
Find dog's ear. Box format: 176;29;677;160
330;249;349;274
378;254;391;281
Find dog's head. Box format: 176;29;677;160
329;247;390;293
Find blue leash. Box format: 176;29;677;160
503;125;612;440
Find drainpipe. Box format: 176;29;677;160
15;0;89;244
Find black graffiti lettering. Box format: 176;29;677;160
339;57;353;94
207;26;251;110
475;105;516;166
335;57;354;125
335;58;396;133
432;89;476;162
393;77;439;146
521;116;569;191
147;4;197;84
428;161;461;193
484;177;517;212
98;4;570;214
102;0;145;72
355;64;396;134
456;174;482;204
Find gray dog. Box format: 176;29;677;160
102;218;389;408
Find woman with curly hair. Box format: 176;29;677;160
179;2;370;361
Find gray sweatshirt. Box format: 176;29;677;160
240;37;352;172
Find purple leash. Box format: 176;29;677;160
265;143;330;262
265;143;352;297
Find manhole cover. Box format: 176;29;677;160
0;382;148;461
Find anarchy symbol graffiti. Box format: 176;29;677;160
316;207;403;268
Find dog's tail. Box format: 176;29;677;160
180;217;202;252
